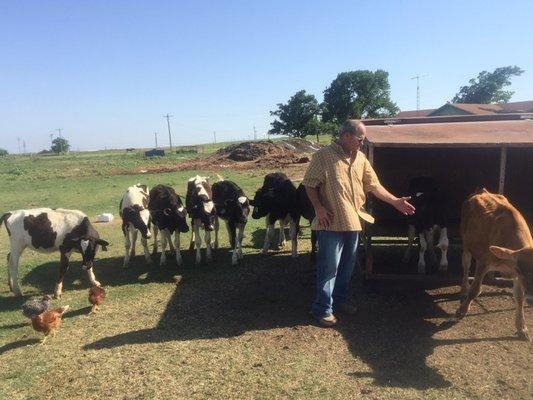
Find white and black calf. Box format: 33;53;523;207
186;175;217;265
250;172;300;257
402;176;449;273
0;208;109;298
119;184;152;267
212;180;250;265
148;185;189;266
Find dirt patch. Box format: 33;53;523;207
213;139;319;163
121;139;321;175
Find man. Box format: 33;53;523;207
303;119;415;327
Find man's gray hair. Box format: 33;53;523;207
339;119;365;136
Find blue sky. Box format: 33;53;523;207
1;0;532;152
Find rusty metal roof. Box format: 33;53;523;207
365;118;533;147
396;108;436;118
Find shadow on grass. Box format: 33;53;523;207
0;338;40;354
81;252;521;390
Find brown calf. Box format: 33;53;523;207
457;189;533;340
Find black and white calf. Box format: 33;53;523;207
212;180;250;265
119;184;152;267
148;185;189;266
402;176;449;273
250;172;300;257
186;175;217;265
0;208;109;298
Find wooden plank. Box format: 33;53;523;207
499;146;507;194
365;144;375;279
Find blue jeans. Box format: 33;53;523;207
311;230;359;318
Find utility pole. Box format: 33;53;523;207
163;114;173;150
154;132;158;148
213;131;217;144
17;137;21;154
253;126;257;140
49;133;54;147
23;140;26;154
410;74;427;114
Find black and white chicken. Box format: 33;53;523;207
22;294;52;319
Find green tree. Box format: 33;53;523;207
51;137;70;154
452;66;524;103
322;70;399;124
269;90;321;138
0;148;8;157
305;119;339;142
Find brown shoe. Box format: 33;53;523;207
316;314;337;327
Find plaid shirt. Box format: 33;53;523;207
302;141;380;231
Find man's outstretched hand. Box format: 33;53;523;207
393;197;415;216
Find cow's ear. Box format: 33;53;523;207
96;239;110;251
489;246;518;261
163;208;172;216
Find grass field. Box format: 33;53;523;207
0;140;531;400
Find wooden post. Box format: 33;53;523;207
498;146;507;194
365;144;375;278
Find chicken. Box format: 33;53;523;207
88;286;106;314
31;305;69;345
22;294;52;319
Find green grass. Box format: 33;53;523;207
1;143;530;400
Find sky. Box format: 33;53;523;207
1;0;532;153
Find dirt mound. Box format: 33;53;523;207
214;139;320;163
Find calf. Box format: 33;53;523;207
402;176;449;273
148;185;189;266
296;183;317;258
212;180;250;265
119;184;152;267
0;208;109;298
186;175;217;265
250;172;300;257
456;189;533;340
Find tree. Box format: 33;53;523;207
322;70;399;124
51;137;70;154
0;148;8;157
452;66;524;103
269;90;321;138
305;119;339;142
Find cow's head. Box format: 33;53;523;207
250;188;274;219
189;193;216;231
218;195;250;224
490;246;533;305
122;205;152;239
78;237;110;271
163;203;189;233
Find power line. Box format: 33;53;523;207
163;114;173;150
410;74;428;114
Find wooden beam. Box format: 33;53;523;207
499;146;507;194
